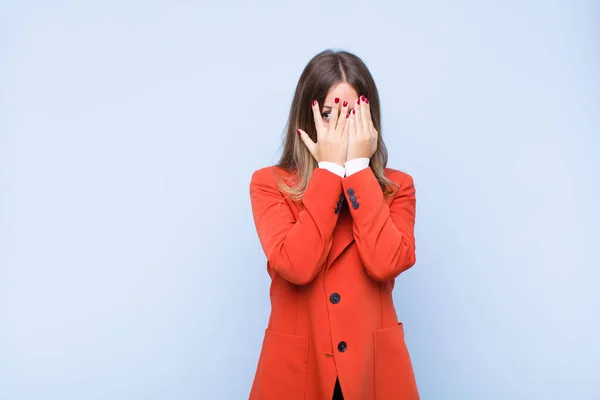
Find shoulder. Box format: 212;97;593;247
250;165;294;187
384;166;414;187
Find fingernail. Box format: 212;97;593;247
365;97;369;104
335;97;340;104
346;112;350;118
312;100;317;106
352;109;355;114
297;129;301;135
343;100;348;107
357;97;360;104
361;95;365;101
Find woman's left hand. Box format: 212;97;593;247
345;95;378;161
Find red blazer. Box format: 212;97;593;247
248;165;419;400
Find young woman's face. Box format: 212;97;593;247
321;82;359;128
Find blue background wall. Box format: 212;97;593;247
1;1;598;399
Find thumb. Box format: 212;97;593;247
296;129;317;158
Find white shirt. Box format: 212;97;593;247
318;157;370;178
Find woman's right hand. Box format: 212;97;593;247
297;98;349;166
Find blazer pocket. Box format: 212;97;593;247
373;322;420;400
249;329;309;400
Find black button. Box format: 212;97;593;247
335;196;343;214
352;202;360;209
334;196;343;213
346;188;354;195
337;341;347;352
349;195;357;202
330;293;340;304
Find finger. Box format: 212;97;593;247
360;95;371;136
349;109;357;138
296;128;317;158
311;100;326;139
342;106;351;138
328;97;341;133
354;97;364;134
335;99;350;136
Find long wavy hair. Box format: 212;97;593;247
275;49;400;202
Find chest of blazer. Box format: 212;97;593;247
248;165;419;400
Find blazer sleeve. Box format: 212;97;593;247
249;167;343;285
341;166;416;282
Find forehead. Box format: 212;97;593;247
323;82;359;105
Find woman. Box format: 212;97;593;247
248;49;419;400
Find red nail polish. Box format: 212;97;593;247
346;112;350;118
312;100;317;106
297;129;301;135
335;97;340;104
361;95;366;102
352;109;355;114
343;100;348;107
365;97;369;104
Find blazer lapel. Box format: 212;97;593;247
288;169;397;271
291;197;354;269
326;203;354;268
291;189;394;269
322;190;395;268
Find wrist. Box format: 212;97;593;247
319;159;345;167
344;157;370;177
318;161;346;178
345;156;371;163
